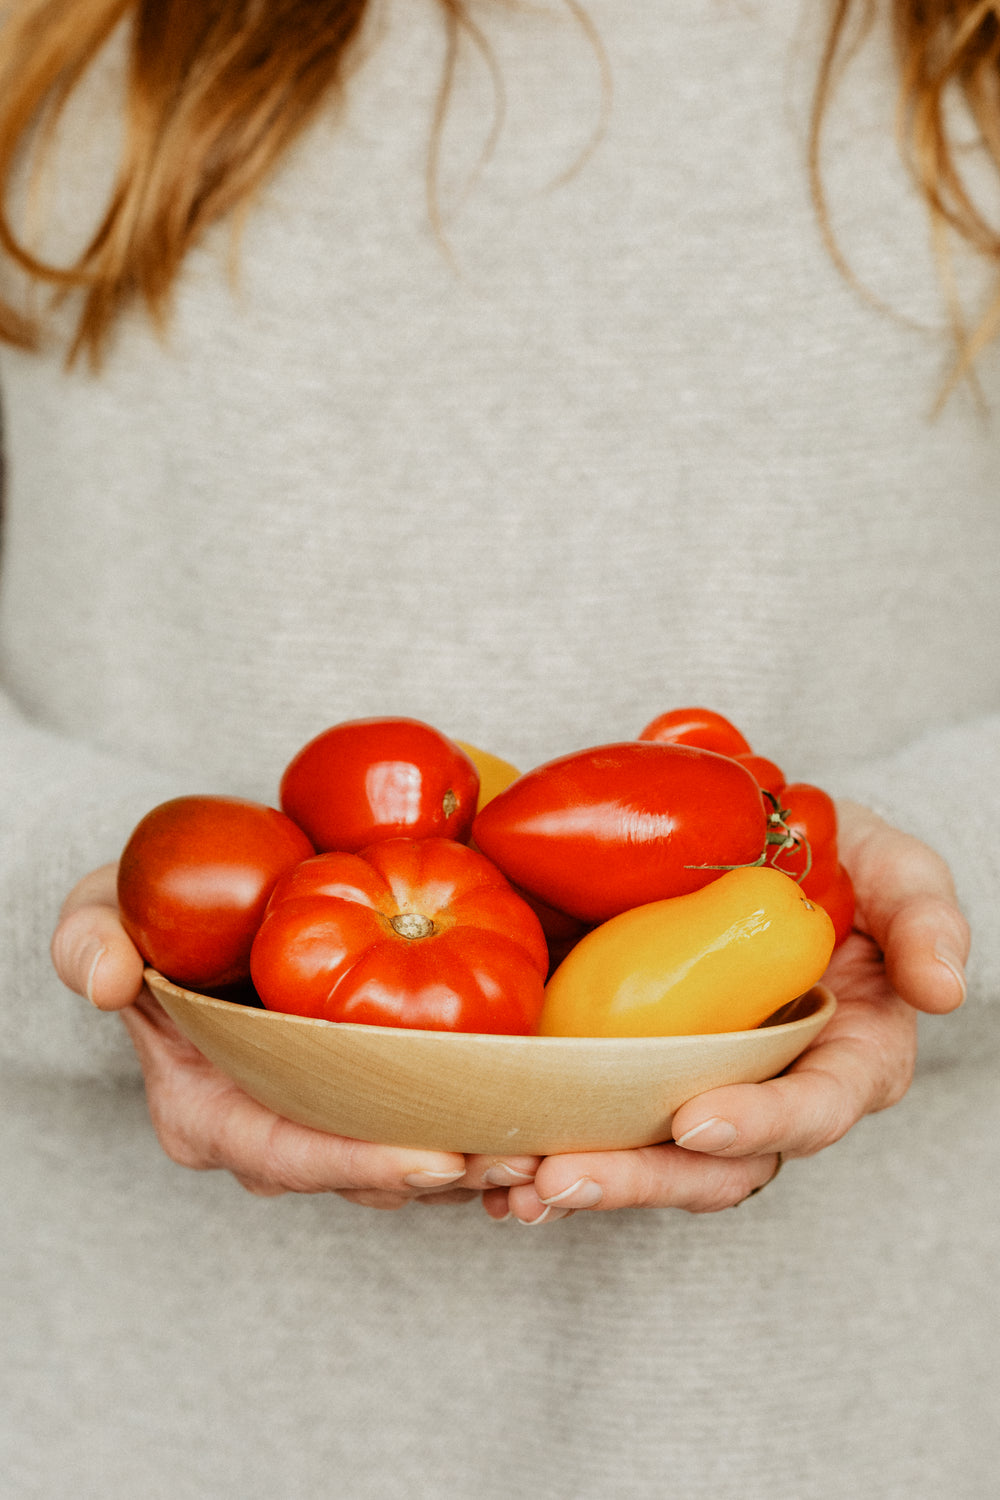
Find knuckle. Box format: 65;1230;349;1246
148;1105;207;1170
872;1042;916;1112
255;1116;301;1185
337;1189;411;1210
630;1150;670;1209
793;1072;858;1155
232;1174;286;1198
690;1161;762;1215
860;1010;917;1113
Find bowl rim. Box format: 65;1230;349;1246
145;969;837;1050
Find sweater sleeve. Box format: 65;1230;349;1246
0;693;185;1080
822;713;1000;1010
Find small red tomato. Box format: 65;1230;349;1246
280;716;479;852
767;782;840;888
808;862;856;948
250;838;549;1034
637;706;753;758
472;741;769;925
734;753;786;796
117;796;314;989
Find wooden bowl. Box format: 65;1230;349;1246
146;971;836;1156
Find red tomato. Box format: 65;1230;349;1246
117;796;314;989
512;888;592;975
280;716;479;852
637;706;753;758
735;752;787;796
250;838;549;1034
808;862;856;948
766;782;840;887
472;741;769;925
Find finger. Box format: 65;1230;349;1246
231;1173;288;1198
482;1187;512;1220
120;998;469;1196
58;862;120;917
507;1145;781;1220
837;802;970;1013
882;894;970;1014
51;901;145;1010
461;1154;541;1189
414;1188;480;1206
670;988;917;1161
334;1188;479;1208
335;1190;420;1210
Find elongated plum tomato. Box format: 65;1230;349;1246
471;741;770;925
117;795;314;989
536;866;836;1038
250;837;549;1034
637;706;753;758
280;716;480;852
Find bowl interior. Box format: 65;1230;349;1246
146;972;836;1155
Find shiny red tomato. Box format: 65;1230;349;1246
807;861;856;948
637;706;753;758
250;837;549;1034
766;782;840;887
117;796;314;989
280;716;479;852
472;741;769;925
512;888;592;975
735;752;787;796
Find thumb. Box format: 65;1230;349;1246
51;862;145;1010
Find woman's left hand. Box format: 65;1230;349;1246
466;800;970;1223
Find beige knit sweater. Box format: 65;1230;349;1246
1;3;998;1496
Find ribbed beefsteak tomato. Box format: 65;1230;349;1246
471;741;770;925
250;837;549;1034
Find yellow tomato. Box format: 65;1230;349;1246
536;866;835;1038
454;741;521;814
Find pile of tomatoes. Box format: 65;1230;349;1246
117;709;853;1038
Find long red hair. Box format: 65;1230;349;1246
1;0;1000;366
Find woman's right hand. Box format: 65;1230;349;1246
49;864;483;1207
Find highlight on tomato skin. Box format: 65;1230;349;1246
117;795;315;990
250;837;550;1035
472;740;770;926
279;716;480;854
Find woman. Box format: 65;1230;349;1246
1;2;996;1495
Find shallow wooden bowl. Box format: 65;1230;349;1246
146;972;836;1156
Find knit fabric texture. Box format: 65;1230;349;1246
1;3;998;1496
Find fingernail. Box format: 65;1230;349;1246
483;1164;536;1187
539;1177;603;1209
674;1117;738;1152
514;1206;571;1226
935;951;967;1005
85;945;107;1006
403;1169;466;1188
